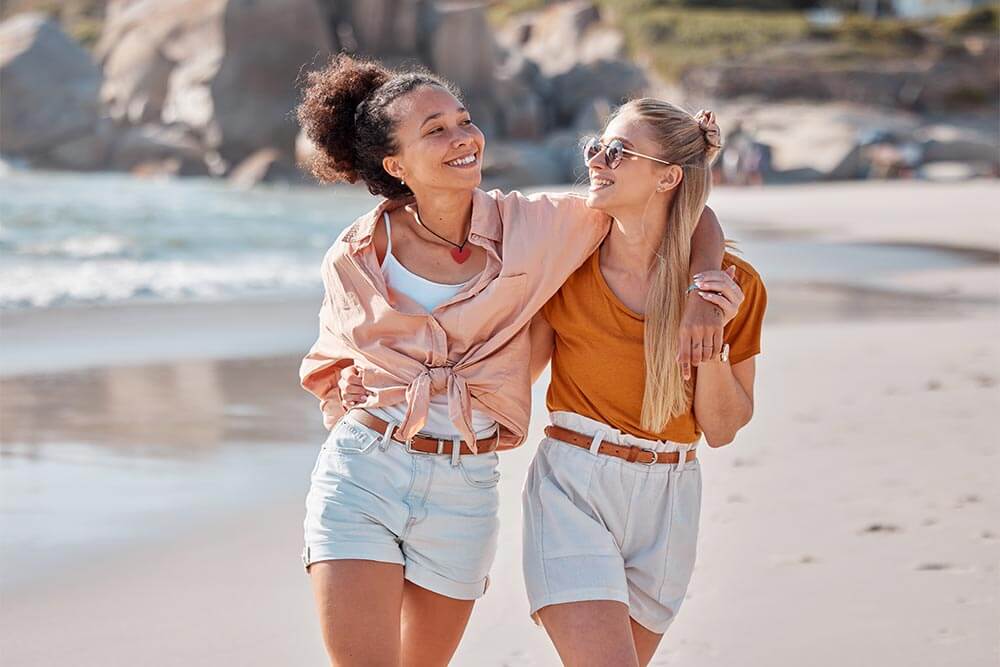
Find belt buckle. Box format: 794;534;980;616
639;447;659;466
404;437;447;456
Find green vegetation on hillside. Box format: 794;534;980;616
489;1;999;81
1;0;106;47
605;5;809;79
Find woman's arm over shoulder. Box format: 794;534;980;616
486;189;609;319
677;205;727;378
691;205;725;276
491;189;610;245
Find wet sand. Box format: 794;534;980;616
2;181;999;665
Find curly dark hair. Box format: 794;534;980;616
297;53;462;199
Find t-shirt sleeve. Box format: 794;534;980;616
723;266;767;365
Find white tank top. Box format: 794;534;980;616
369;212;497;438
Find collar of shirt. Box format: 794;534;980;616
341;188;503;252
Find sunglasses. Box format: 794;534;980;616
583;137;675;170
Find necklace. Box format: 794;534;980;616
409;206;473;264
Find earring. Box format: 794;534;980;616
400;178;405;185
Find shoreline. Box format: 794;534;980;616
1;277;994;378
3;221;997;378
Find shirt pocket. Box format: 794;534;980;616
458;273;527;341
329;288;371;336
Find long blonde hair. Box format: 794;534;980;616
615;99;723;432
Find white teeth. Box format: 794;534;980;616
591;178;613;187
447;154;477;167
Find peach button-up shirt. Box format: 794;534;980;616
300;188;610;451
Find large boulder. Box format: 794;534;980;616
481;139;571;190
44;118;116;170
429;3;495;98
96;0;205;126
0;13;103;158
550;60;647;125
915;124;998;166
497;1;624;77
96;0;333;170
107;123;210;175
228;148;302;188
493;54;551;140
343;0;429;58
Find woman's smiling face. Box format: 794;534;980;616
585;110;678;215
382;85;486;195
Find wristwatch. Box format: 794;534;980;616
719;343;730;364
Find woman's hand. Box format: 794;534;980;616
678;290;725;381
338;364;370;410
695;266;743;326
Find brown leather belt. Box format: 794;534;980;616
544;425;697;466
348;410;500;455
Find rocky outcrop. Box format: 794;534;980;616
681;39;999;114
107;124;211;175
340;0;429;61
711;100;998;183
96;0;333;171
550;60;647;125
0;14;105;165
486;1;645;176
430;3;496;98
497;0;625;76
228;148;301;188
0;1;648;185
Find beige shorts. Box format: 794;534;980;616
522;411;702;634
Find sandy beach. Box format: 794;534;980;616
2;181;998;665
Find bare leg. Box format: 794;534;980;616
400;579;476;667
537;600;640;667
309;560;404;667
630;617;665;666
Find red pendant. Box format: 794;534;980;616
451;246;472;264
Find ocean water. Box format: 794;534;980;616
0;170;376;309
1;170;988;310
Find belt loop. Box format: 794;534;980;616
675;444;689;473
451;436;461;467
589;430;605;455
378;420;395;452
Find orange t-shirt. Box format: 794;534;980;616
543;250;767;443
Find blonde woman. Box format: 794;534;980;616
523;100;767;666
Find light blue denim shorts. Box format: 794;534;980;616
303;413;501;600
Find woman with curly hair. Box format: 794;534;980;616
522;100;767;665
295;54;725;666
